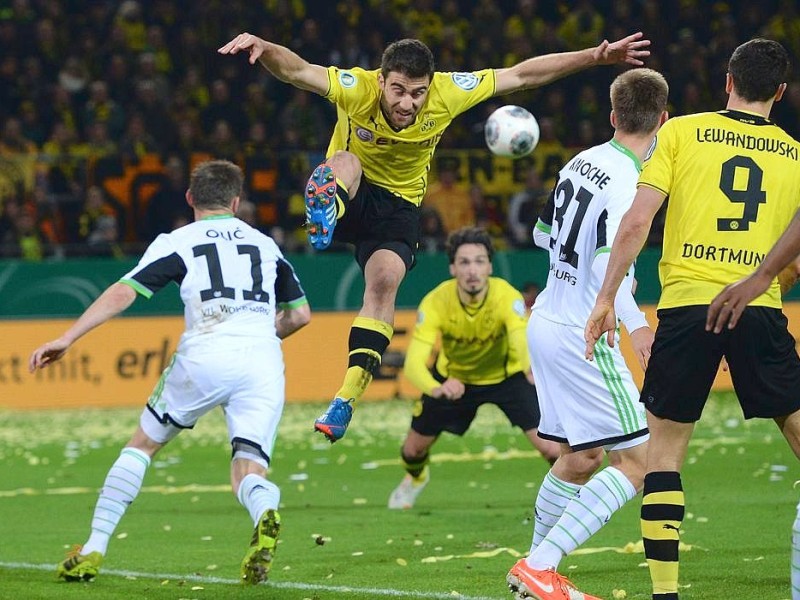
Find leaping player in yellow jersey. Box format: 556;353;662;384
387;227;559;509
219;30;651;443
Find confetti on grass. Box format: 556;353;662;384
421;541;701;563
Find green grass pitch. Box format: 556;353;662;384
0;392;797;599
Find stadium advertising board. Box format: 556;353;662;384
7;306;800;410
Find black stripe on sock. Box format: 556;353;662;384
643;471;682;493
643;538;680;562
641;504;685;522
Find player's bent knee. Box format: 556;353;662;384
326;151;362;186
556;448;604;483
231;439;270;476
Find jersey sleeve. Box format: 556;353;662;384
533;181;557;250
119;233;186;298
591;251;648;333
275;257;308;309
412;292;441;345
405;292;441;395
324;66;379;111
436;69;496;118
402;335;440;395
500;284;528;334
508;327;531;371
499;283;530;370
638;118;678;195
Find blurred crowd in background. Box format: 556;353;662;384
1;0;799;260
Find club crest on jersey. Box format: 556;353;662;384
338;70;356;88
451;72;478;91
420;117;437;132
356;127;374;142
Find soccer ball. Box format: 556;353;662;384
484;105;540;158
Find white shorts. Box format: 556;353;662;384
140;342;285;467
528;311;648;451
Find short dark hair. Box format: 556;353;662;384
610;68;669;134
189;160;243;210
728;38;790;102
381;39;435;80
446;226;494;263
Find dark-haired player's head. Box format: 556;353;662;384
381;39;435;81
728;38;790;102
446;227;494;299
446;226;494;263
379;39;435;130
610;68;669;134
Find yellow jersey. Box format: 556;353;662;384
413;277;528;385
639;110;800;309
324;67;496;205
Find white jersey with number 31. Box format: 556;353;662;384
532;140;641;327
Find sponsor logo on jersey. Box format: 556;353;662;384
451;72;478;91
512;299;526;317
356;127;374;142
417;310;425;324
338;70;356;88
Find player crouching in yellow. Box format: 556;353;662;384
388;226;559;509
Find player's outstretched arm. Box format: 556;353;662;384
218;32;329;95
494;31;650;95
707;209;800;332
29;282;137;372
778;256;800;295
705;273;772;334
585;187;663;360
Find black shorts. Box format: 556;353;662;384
410;371;542;437
641;305;800;423
333;178;421;271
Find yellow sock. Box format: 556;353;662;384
641;471;684;599
335;317;393;403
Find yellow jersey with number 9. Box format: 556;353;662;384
323;67;496;205
638;110;800;309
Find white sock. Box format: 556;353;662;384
530;470;582;553
82;447;151;556
237;473;280;525
792;499;800;600
529;466;636;570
